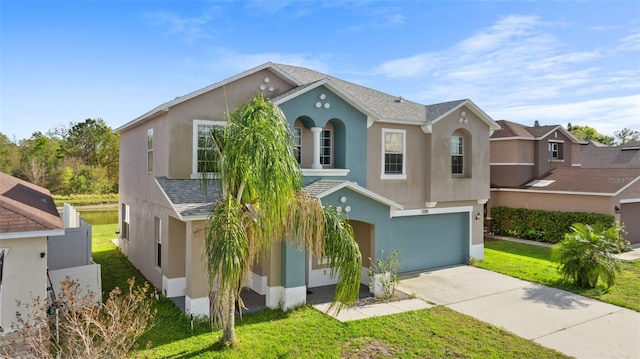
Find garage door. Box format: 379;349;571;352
390;212;469;273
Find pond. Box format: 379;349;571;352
79;210;118;225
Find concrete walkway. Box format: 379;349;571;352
398;266;640;359
313;298;431;322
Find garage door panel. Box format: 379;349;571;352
390;213;468;273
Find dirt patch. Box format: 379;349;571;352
353;290;411;307
342;338;400;359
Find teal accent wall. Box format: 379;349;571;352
320;187;392;258
281;242;306;288
278;86;368;186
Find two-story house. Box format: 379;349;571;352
489;120;640;243
115;62;500;315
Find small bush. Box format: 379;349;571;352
552;223;623;288
368;250;401;299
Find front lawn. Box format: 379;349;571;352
475;239;640;312
92;224;568;358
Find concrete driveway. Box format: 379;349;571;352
398;266;640;359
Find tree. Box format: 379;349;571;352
65;118;112;166
568;124;614;145
552;223;625;288
0;132;20;174
203;94;361;347
613;128;640;145
16;132;64;187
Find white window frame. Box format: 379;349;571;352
147;128;154;173
154;217;161;269
121;203;130;241
548;140;563;160
293;127;302;164
0;248;7;326
320;129;332;167
192;120;226;179
381;128;406;180
451;135;464;176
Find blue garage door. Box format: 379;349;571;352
390;212;469;273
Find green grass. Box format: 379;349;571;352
53;193;118;207
475;239;640;312
92;224;568;358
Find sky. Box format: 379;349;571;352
1;0;639;141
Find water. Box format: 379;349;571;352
80;210;118;225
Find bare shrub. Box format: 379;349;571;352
2;277;156;358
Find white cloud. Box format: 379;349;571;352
618;32;640;52
490;95;640;135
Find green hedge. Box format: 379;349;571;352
489;206;615;244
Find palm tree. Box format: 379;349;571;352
203;94;361;347
552;223;623;289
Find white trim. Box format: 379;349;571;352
185;295;209;317
491;136;536;141
621;198;640;204
490;162;535;166
572;163;582;167
266;286;283;309
491;187;615;197
0;229;64;240
301;168;350;177
381;128;407;180
477;199;488;205
548;139;564;143
246;272;267;295
425;202;437;208
391;206;473;218
282;286;306;311
307;259;339;288
470;243;484;261
192;119;226;178
311;180;403;210
162;276;187;298
265;286;307;311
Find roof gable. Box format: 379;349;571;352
491;120;583;144
303;179;403;209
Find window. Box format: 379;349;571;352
121;203;130;241
382;129;406;179
147;129;153;173
549;141;563;160
293;127;302;164
320;129;332;166
451;136;464;175
154;217;161;269
192;120;226;178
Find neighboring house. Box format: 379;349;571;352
115;62;500;315
489;120;640;243
0;172;64;333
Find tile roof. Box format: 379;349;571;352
0;172;63;234
519;168;640;194
580;142;640;169
155;177;221;219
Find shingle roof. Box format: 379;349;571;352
580;142;640;169
520;168;640;194
302;179;403;209
0;172;63;234
155;177;221;218
302;180;347;197
491;120;560;139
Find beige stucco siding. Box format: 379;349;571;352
429;110;491;203
490;190;615;215
0;236;47;331
167;69;293;179
366;123;428;209
185;221;210;299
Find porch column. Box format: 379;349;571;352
280;242;307;310
310;127;322;169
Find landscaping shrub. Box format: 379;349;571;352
490;206;615;243
552;223;623;288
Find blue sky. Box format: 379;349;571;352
1;0;639;141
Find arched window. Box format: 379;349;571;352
451;129;471;177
